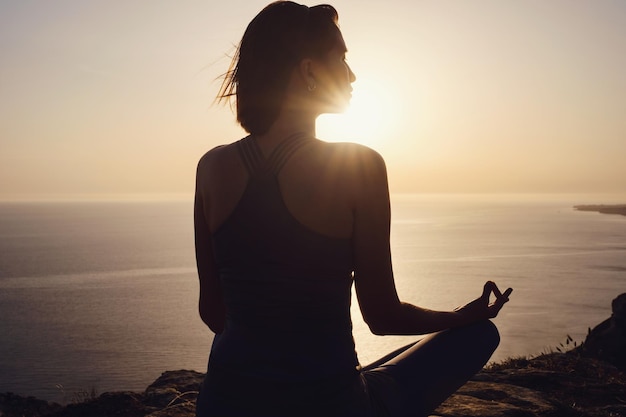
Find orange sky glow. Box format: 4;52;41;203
1;1;625;200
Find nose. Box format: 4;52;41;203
347;64;356;83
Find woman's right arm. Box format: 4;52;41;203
194;155;226;334
351;147;510;335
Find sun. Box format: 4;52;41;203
316;77;395;148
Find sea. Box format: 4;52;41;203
0;193;625;403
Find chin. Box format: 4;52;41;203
316;92;351;114
325;99;351;114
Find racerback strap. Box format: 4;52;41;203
266;132;311;175
236;136;264;175
237;133;312;176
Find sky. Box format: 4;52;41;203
1;0;625;200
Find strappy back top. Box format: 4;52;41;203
210;134;358;384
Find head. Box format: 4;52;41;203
217;1;355;135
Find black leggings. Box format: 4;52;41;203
360;320;500;416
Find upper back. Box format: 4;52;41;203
196;136;377;240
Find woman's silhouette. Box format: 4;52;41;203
194;2;512;416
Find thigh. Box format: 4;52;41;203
362;320;500;417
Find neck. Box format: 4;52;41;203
258;107;317;143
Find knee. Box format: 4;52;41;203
475;319;500;353
458;320;500;370
456;319;500;354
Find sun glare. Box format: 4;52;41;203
317;78;395;148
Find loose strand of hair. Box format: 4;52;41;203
215;44;240;107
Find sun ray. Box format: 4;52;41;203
317;77;396;148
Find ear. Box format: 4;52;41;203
298;58;316;87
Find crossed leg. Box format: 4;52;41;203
361;320;500;416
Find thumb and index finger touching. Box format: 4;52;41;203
483;280;513;309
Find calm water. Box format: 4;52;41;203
0;194;625;402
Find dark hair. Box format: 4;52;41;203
217;1;340;135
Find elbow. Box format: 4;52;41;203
368;326;389;336
199;304;225;334
363;316;396;336
362;302;408;335
201;312;224;335
208;322;224;335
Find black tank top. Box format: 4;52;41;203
209;134;358;385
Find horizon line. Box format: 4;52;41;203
1;191;625;204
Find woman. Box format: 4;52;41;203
194;2;512;416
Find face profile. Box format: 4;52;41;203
217;2;352;135
305;30;356;115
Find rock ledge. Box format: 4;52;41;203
2;293;625;417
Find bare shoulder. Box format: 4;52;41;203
197;143;233;170
314;140;387;172
303;141;388;208
196;141;243;182
318;142;388;189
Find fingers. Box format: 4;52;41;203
482;281;495;301
490;281;503;298
474;281;513;319
491;287;513;318
495;287;512;305
503;287;513;300
483;281;513;313
485;282;512;301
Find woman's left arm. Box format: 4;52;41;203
194;157;226;334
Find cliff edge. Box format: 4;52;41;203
2;294;625;417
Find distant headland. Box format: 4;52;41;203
574;204;626;216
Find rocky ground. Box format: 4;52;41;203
2;352;624;417
435;352;626;417
2;293;625;417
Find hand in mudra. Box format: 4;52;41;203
456;281;512;321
